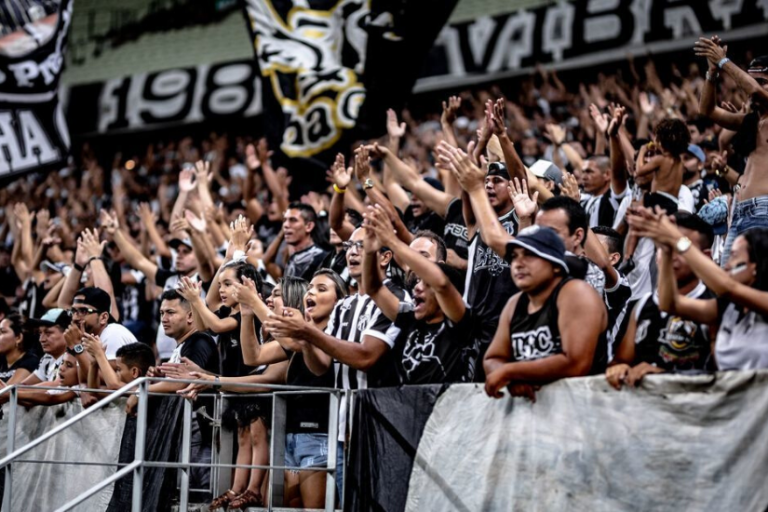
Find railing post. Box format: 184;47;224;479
268;393;287;510
325;391;340;512
2;387;17;511
132;380;148;512
179;398;192;510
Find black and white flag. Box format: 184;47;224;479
241;0;458;192
0;0;72;182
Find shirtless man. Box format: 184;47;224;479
694;37;768;263
636;119;690;214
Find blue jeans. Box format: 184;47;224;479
722;196;768;266
285;435;344;505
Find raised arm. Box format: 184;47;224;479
490;99;528;184
178;277;238;334
101;210;159;284
240;307;289;366
136;203;171;259
369;205;465;323
584;228;619;290
361;214;399;321
607;106;629;195
328;154;357;241
439;142;513;259
80;229;120;321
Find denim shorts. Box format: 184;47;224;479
722;196;768;266
285;433;329;471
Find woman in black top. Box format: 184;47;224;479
0;312;40;384
232;270;345;508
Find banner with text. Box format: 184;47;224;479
0;0;73;182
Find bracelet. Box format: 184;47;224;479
73;262;85;273
333;184;347;194
86;256;100;266
718;57;730;69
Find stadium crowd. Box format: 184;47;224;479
0;37;767;509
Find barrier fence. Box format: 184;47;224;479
0;379;349;512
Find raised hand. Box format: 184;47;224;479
589;103;609;134
177;276;202;302
365;204;397;248
82;332;105;359
543;124;566;145
256;138;272;166
136;202;156;225
169;215;191;235
330;153;353;190
264;307;309;339
560;172;581;202
436;141;485;192
386;108;406;139
63;324;83;349
35;209;51;240
194;160;213;185
80;228;106;259
184;209;207;233
694;36;727;67
487;98;507;136
179;168;196;192
354;145;371;182
228;214;252;253
441;96;461;126
99;209;119;235
510;178;538;219
607;105;627;137
639;92;655;117
245;144;261;171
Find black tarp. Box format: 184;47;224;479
345;385;446;512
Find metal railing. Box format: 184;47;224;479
0;378;349;512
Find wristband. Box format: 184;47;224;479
232;250;246;262
718;57;730;69
73;262;85;273
86;256;100;266
333;184;347;194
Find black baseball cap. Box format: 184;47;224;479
27;308;71;329
748;55;768;73
74;287;112;314
486;162;510;180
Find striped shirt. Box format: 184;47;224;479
325;280;409;392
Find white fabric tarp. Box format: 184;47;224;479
406;372;768;512
0;399;126;512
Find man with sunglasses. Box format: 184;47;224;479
69;287;136;369
695;37;768;265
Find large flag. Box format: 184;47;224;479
0;0;73;183
241;0;458;192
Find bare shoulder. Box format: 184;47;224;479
559;279;602;305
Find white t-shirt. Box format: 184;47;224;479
716;302;768;370
100;323;138;359
33;353;64;382
678;185;694;213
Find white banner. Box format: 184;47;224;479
407;373;768;511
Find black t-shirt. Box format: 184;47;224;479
394;303;473;384
632;282;714;371
443;198;469;260
687;179;708;213
509;279;571;362
0;352;40;382
285;350;335;434
404;205;445;236
284;244;330;282
215;307;260;377
467;208;519;343
256;218;281;247
179;332;220;374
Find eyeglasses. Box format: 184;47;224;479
69;307;99;317
342;241;364;251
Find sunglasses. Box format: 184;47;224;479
69;306;100;316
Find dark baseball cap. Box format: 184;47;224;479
748;55;768;73
486;162;510;180
73;287;112;314
27;308;71;329
169;237;193;250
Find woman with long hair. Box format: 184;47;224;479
0;312;40;384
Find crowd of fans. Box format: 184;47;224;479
0;37;767;509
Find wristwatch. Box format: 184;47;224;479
363;178;374;190
675;236;692;254
72;344;85;355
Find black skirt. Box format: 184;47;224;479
221;395;272;429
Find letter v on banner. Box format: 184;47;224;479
241;0;459;194
0;0;73;184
